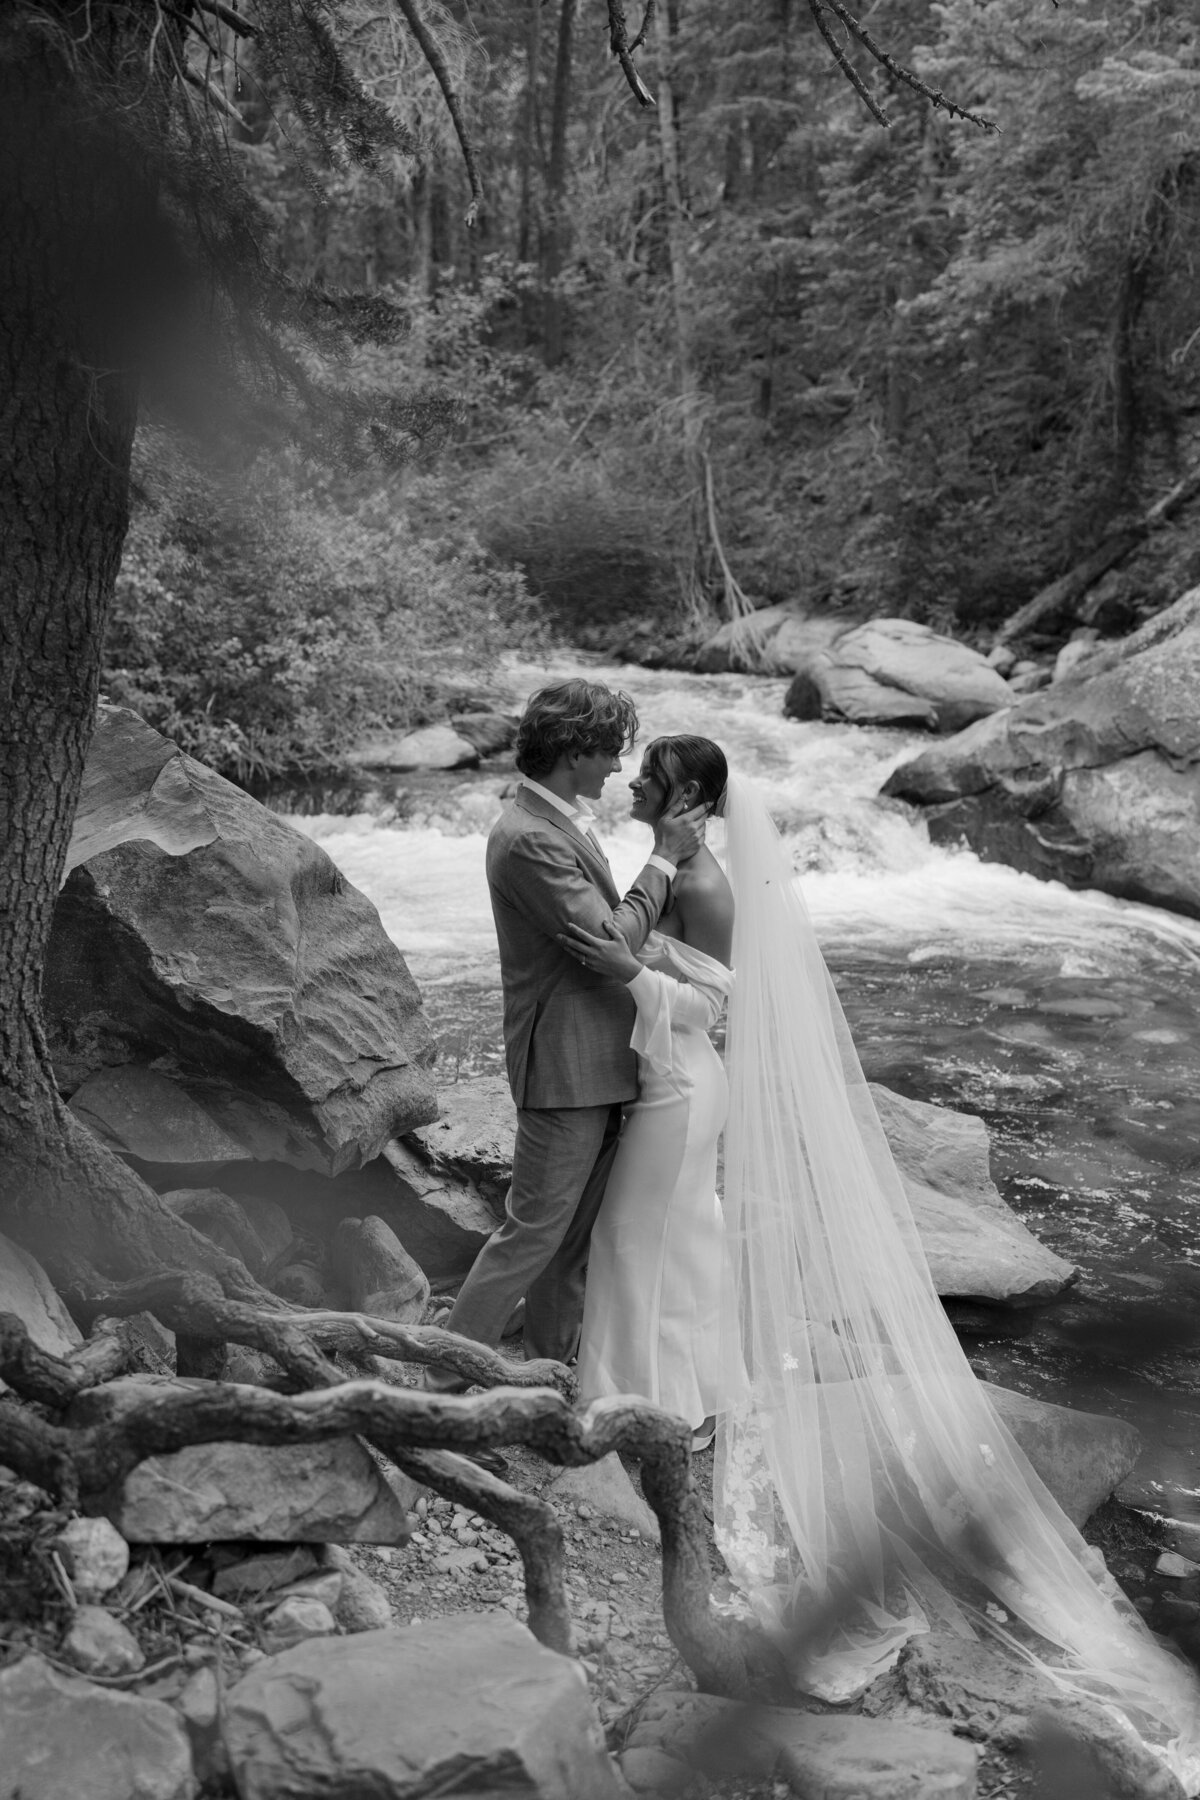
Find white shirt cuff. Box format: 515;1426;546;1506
647;853;677;877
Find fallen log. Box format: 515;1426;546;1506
994;462;1200;647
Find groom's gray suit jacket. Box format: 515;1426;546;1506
487;785;670;1109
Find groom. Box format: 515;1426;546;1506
425;678;703;1389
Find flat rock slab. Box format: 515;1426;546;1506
78;1376;412;1544
425;1077;1075;1308
870;1085;1077;1304
222;1614;625;1799
0;1653;194;1800
623;1689;976;1798
898;1632;1187;1800
546;1452;660;1543
983;1382;1142;1527
112;1436;413;1544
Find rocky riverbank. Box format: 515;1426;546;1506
4;700;1198;1800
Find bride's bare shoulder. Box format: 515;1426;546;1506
674;850;734;962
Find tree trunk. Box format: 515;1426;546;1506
517;0;543;267
541;0;575;368
0;15;263;1301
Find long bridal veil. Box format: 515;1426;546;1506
712;772;1200;1778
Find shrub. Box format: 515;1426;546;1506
105;430;545;783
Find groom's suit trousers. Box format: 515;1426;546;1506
444;1100;624;1364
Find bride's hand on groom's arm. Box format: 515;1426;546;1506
559;920;643;983
653;799;706;867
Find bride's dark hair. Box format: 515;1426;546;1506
642;735;727;815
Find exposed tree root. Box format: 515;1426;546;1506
395;1447;573;1654
0;1313;768;1696
71;1273;576;1397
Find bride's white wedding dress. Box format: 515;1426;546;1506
576;931;733;1426
577;773;1200;1788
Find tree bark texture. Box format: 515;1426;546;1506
541;0;576;367
0;13;266;1300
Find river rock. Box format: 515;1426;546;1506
426;1076;1074;1308
49;702;438;1174
882;587;1200;916
450;711;519;757
786;619;1013;732
380;1138;498;1279
692;605;846;675
261;1596;337;1652
62;1606;146;1678
870;1085;1076;1304
898;1631;1186;1799
159;1188;278;1277
333;1566;394;1632
221;1615;625;1800
211;1548;320;1601
77;1376;413;1543
0;1230;82;1390
330;1214;429;1322
982;1382;1142;1527
52;1517;130;1600
547;1453;661;1543
622;1689;976;1798
0;1654;195;1800
403;1074;516;1213
175;1664;227;1787
346;723;480;771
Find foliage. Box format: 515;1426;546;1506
105;431;544;782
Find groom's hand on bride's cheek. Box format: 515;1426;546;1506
655;800;706;865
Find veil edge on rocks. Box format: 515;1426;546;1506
712;770;1200;1785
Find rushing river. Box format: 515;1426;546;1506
275;655;1200;1529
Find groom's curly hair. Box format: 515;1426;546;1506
515;680;639;778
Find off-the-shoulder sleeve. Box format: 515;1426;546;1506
625;963;728;1076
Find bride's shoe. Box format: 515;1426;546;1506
691;1416;717;1453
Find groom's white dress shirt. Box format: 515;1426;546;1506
518;778;677;877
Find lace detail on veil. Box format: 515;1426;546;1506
712;773;1200;1777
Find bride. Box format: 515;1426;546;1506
566;733;1200;1785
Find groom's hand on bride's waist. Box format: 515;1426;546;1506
654;800;706;867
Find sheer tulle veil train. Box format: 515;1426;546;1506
711;771;1200;1784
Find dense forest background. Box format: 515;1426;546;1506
104;0;1200;782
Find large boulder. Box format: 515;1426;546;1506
691;605;846;675
983;1382;1142;1528
221;1616;626;1800
871;1086;1076;1304
345;723;480;771
786;619;1013;733
882;588;1200;916
426;1076;1075;1308
0;1654;195;1800
49;704;437;1174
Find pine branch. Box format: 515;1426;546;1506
807;0;890;127
820;0;1000;132
391;0;484;222
193;0;257;39
607;0;656;108
627;0;655;55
